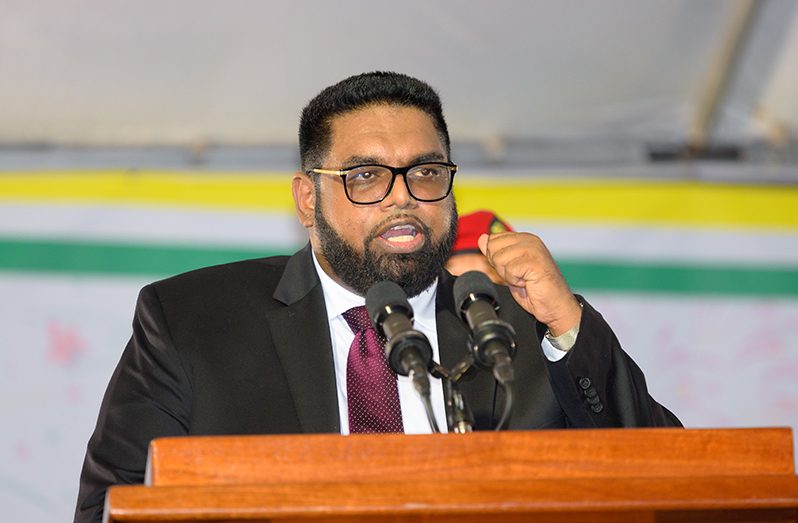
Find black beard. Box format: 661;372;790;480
314;197;458;298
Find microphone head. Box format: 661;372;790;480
453;270;499;316
365;281;413;329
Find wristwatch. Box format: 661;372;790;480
544;302;583;352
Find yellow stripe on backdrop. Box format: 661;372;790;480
0;171;295;212
454;179;798;231
2;171;797;230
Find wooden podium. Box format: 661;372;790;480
105;428;798;522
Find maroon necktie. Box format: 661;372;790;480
343;306;404;433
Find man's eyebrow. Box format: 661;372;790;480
410;152;447;164
340;152;447;168
340;155;379;166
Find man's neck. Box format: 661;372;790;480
310;249;438;321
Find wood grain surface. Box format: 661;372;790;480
108;475;798;522
146;427;795;486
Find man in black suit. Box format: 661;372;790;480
75;71;680;522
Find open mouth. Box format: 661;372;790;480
380;224;418;243
372;218;426;252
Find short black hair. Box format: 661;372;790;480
299;71;450;171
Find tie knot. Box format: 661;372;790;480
342;306;372;333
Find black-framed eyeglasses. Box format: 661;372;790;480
308;161;457;205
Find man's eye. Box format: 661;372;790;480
350;170;374;181
414;166;443;177
348;168;384;184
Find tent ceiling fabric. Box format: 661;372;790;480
1;0;797;151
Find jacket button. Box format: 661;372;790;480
584;387;598;398
586;394;601;405
578;377;592;390
591;403;604;413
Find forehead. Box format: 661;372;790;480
325;104;446;166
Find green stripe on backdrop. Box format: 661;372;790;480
0;238;293;278
1;238;797;296
558;261;798;296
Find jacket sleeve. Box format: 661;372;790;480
74;284;193;523
542;296;682;428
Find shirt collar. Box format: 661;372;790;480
311;250;438;324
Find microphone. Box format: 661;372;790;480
366;281;434;377
453;271;516;386
365;281;439;432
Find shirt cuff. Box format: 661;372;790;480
541;337;569;361
541;317;581;361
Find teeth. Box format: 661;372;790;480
387;235;415;243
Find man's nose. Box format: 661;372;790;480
381;174;417;209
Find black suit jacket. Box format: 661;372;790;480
75;244;680;522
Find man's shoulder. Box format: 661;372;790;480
146;254;295;303
158;254;291;282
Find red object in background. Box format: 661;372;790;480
452;210;514;255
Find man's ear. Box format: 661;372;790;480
292;172;316;228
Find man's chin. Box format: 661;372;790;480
376;258;424;282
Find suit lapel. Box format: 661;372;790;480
267;245;340;434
